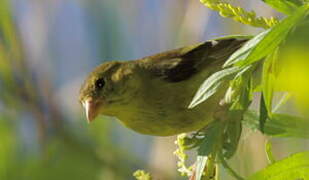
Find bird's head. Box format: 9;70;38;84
79;61;137;122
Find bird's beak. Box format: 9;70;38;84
82;98;99;123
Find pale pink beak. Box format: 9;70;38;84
82;98;99;123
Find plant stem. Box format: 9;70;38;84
219;155;244;180
203;155;216;180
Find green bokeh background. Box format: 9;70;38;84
0;0;308;179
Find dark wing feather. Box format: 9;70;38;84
140;38;248;82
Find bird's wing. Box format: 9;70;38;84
139;37;248;83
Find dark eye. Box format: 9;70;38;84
95;78;105;89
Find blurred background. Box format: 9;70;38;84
0;0;308;179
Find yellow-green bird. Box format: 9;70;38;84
79;37;248;136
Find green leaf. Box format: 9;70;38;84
223;30;270;67
262;50;278;115
223;111;243;159
189;67;240;109
237;5;309;67
248;151;309;180
243;111;309;138
195;156;207;180
243;110;260;130
196;122;223;180
265;113;309;138
197;121;222;156
259;94;269;132
224;4;309;67
262;0;303;15
229;70;253;111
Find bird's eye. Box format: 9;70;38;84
95;78;105;89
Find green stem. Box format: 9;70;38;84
203;155;216;180
265;139;276;164
215;164;219;180
219;155;244;180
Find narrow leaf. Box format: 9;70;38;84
224;4;309;67
264;113;309;138
223;111;243;159
197;122;222;156
195;156;207;180
189;67;240;109
262;0;302;15
223;30;269;67
236;5;309;67
229;71;253;111
262;50;278;115
259;94;269;132
243;111;309;138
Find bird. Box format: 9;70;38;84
79;37;248;136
